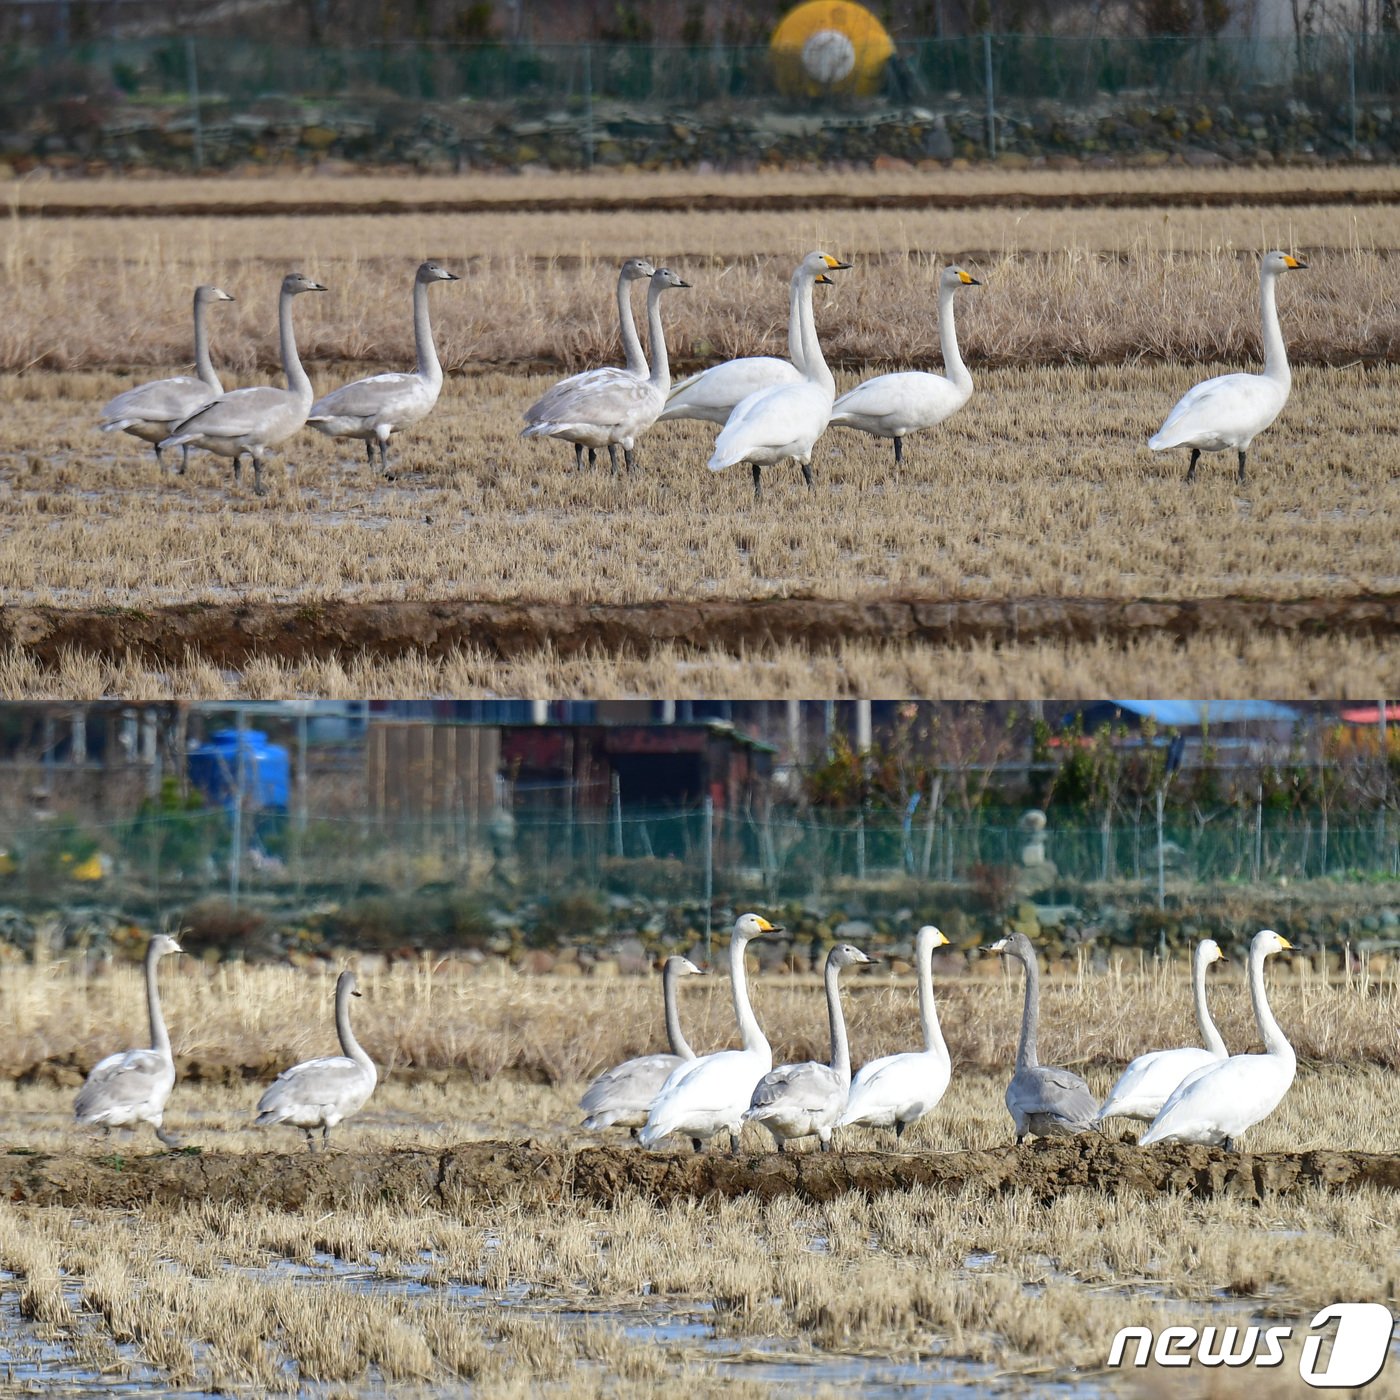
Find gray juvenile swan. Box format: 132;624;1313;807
743;942;879;1152
307;260;460;474
100;284;235;473
580;955;706;1137
521;266;691;474
524;256;656;472
162;271;326;496
74;933;184;1148
255;970;377;1151
987;933;1098;1143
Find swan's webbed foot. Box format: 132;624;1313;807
893;436;904;466
751;464;763;501
1236;449;1247;485
154;1124;182;1149
1185;448;1201;483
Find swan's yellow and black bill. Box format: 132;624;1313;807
1276;936;1294;949
753;917;782;933
822;256;854;270
958;271;982;285
1282;254;1307;270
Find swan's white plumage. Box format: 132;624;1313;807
1140;930;1295;1148
639;914;779;1152
1096;939;1228;1125
1148;250;1307;481
838;925;952;1141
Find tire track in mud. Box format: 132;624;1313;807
4;1138;1398;1211
2;594;1397;668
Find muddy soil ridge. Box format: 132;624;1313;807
4;593;1399;670
5;1138;1398;1212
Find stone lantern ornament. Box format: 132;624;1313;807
769;1;896;100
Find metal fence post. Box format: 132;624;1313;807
703;796;714;963
186;36;204;172
583;44;596;170
611;771;623;857
1348;34;1358;151
983;32;996;158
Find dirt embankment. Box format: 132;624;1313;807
4;1138;1398;1212
4;594;1399;669
14;188;1400;221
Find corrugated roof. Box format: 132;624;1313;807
1108;700;1301;726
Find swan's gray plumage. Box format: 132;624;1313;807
100;285;235;473
521;266;689;473
255;969;377;1150
743;942;878;1152
580;955;706;1133
74;934;184;1148
988;932;1098;1143
162;271;325;496
307;260;459;474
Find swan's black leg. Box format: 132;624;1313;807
179;444;189;476
254;457;267;497
154;1124;181;1149
625;446;637;473
729;1132;741;1157
232;452;242;485
691;1137;703;1154
154;442;165;470
1223;1135;1235;1152
893;436;903;466
776;1139;786;1155
629;1127;640;1142
752;464;762;501
1016;1133;1027;1146
1236;449;1247;485
820;1138;831;1153
800;461;814;491
1185;448;1201;483
573;442;584;471
303;1128;316;1151
322;1125;332;1151
379;438;391;475
365;439;376;468
895;1120;908;1148
588;447;598;469
608;444;620;476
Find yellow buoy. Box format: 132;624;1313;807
770;1;895;99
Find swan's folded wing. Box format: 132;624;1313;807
311;372;420;419
102;376;214;426
75;1048;168;1116
169;386;293;440
1152;372;1273;444
257;1055;368;1115
527;374;658;431
664;357;797;412
748;1061;837;1114
526;368;638;422
831;371;961;424
580;1052;683;1114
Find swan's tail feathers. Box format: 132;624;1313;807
637;1121;665;1149
1147;430;1175;451
707;446;744;473
159;432;196;451
100;419;131;433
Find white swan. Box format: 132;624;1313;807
524;256;655;472
639;912;780;1154
656;254;817;426
744;941;878;1152
707;251;851;501
838;924;952;1146
100;284;235;474
74;934;184;1148
988;933;1099;1143
255;969;377;1151
579;955;706;1136
829;266;980;465
162;271;326;496
521;266;690;473
1096;938;1228;1126
1148;250;1308;484
1140;930;1295;1150
307;260;460;474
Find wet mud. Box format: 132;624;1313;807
4;1138;1398;1212
4;593;1399;670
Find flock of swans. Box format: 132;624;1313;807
99;249;1307;498
74;919;1298;1156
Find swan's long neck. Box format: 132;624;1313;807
618;272;647;377
146;943;172;1064
192;294;221;392
645;281;672;393
917;934;950;1064
412;278;442;387
824;957;854;1083
1014;950;1040;1070
662;961;695;1060
938;282;972;396
279;288;313;404
785;267;808;373
1193;946;1227;1057
1259;267;1290;388
335;978;376;1080
731;934;768;1057
1248;941;1293;1063
797;273;835;400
